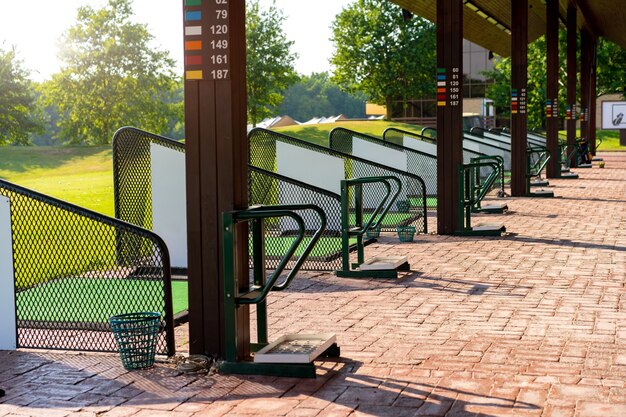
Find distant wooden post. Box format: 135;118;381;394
183;0;249;358
545;0;559;178
510;0;528;196
566;6;577;167
436;0;463;235
580;29;591;147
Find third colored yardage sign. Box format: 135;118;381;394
184;0;230;81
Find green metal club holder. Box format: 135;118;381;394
526;146;554;198
335;176;410;278
557;143;579;179
219;204;339;378
469;155;508;214
456;161;506;237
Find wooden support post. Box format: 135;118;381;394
589;40;598;154
566;6;577;168
545;0;559;178
183;0;249;358
436;0;463;235
510;0;528;196
580;29;591;146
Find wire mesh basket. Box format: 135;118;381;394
109;312;162;370
365;224;381;239
397;226;416;242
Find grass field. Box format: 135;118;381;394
559;129;624;151
0;146;114;216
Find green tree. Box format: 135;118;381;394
485;33;626;128
596;38;626;97
41;0;180;145
246;0;298;126
0;46;42;145
277;72;366;121
330;1;436;119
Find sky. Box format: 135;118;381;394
0;0;353;82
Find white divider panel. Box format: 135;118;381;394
151;144;187;269
403;136;437;157
353;137;407;171
0;196;16;350
351;137;412;206
484;131;511;145
277;142;344;232
466;137;511;171
463;140;481;153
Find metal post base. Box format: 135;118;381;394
561;166;570;173
336;261;410;279
472;203;508;214
526;189;555;198
558;172;579;179
578;163;592;169
455;223;506;236
592;156;603;162
530;179;549;187
219;343;340;378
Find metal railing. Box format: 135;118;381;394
329;127;438;209
0;179;175;355
112;127;357;272
248;128;427;234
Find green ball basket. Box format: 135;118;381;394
109;312;162;370
397;225;416;242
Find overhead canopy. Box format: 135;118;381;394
391;0;626;57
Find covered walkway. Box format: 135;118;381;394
1;154;625;416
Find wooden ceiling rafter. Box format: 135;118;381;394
391;0;626;56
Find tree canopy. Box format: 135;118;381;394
277;72;366;121
41;0;180;145
330;0;436;118
485;34;626;128
246;0;298;126
0;46;42;145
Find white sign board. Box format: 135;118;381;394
0;196;16;350
151;144;187;269
601;101;626;130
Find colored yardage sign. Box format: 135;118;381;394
184;0;230;81
511;88;527;115
436;67;461;107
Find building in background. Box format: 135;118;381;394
368;40;496;128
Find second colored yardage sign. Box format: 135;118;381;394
184;0;230;81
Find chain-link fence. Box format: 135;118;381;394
248;128;427;234
0;179;175;355
329;127;438;210
383;127;508;195
113;127;379;272
249;166;351;271
113;127;185;235
382;127;485;166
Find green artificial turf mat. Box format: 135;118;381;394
17;278;188;323
260;236;357;258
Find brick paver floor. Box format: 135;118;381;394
1;152;625;417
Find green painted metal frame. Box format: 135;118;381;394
468;155;506;214
455;162;505;237
220;204;339;378
526;146;553;196
336;176;407;279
